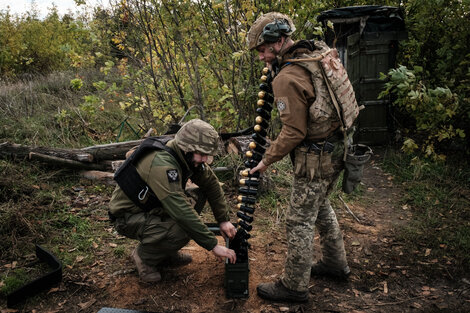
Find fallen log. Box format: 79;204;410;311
1;142;94;163
80;135;174;161
29;152;109;171
80;139;143;161
1;134;255;172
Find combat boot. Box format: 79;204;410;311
257;280;308;303
160;251;192;267
311;261;350;280
131;248;161;283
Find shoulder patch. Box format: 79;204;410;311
166;169;179;183
277;100;286;111
276;97;288;112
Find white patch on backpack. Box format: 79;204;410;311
166;169;179;183
277;100;286;111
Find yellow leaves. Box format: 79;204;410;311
232;51;244;60
111;37;122;44
164;115;173;123
401;138;418;154
212;1;224;10
424;144;434;157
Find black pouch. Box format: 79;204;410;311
342;144;372;194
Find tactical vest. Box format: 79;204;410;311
114;137;188;212
286;41;360;145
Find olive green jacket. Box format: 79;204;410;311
109;140;230;251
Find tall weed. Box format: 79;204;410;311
0;70;135;147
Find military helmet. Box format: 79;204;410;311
174;119;219;155
247;12;296;50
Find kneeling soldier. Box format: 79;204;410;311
109;119;237;283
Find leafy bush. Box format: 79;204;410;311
380;65;465;161
390;0;470;160
0;7;111;78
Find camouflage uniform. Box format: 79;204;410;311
263;42;349;292
109;121;230;266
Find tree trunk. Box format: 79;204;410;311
1;142;94;162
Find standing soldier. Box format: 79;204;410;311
247;12;353;302
109;119;237;283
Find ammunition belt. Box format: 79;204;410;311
231;67;274;262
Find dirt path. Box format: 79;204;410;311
2;151;470;312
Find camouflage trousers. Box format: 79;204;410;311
282;149;348;292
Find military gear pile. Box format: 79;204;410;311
174;119;220;155
247;12;296;50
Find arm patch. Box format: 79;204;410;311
166;169;179;183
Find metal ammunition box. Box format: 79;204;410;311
224;259;249;298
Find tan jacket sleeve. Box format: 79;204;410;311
263;65;315;166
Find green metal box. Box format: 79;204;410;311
318;6;407;146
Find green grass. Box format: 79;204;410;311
0;157;114;267
0;70;137;148
381;149;470;270
0;268;30;296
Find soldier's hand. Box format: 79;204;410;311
250;160;268;175
211;245;236;264
219;221;236;239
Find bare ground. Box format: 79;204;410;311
1;150;470;313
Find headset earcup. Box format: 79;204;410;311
261;19;291;43
262;22;280;42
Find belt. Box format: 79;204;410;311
301;141;335;154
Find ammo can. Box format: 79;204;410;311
224;261;249;298
224;237;249;298
318;5;407;145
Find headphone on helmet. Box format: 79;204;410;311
261;19;292;43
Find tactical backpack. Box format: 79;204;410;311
114;137;188;211
286;40;361;160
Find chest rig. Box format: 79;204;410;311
114;137;188;211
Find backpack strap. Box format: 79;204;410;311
114;137;188;211
319;65;349;161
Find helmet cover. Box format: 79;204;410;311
247;12;296;50
174;119;219;155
